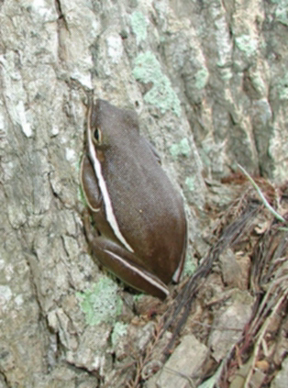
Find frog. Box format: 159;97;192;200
80;99;187;299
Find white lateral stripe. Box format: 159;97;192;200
87;109;134;253
172;266;181;282
104;249;169;296
80;159;101;213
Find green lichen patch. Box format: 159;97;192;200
133;293;145;303
132;51;181;116
272;0;288;26
170;138;191;158
275;6;288;26
77;277;123;326
185;176;196;191
130;11;147;44
184;255;197;277
235;34;258;56
218;67;233;81
111;322;128;347
194;68;209;90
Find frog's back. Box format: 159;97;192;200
96;100;187;283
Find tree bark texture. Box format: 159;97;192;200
0;0;287;387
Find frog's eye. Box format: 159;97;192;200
93;127;102;145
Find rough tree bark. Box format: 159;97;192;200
0;0;287;387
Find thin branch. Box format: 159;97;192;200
237;164;286;223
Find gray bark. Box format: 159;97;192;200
0;0;287;387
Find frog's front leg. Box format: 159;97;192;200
81;154;102;211
87;236;169;300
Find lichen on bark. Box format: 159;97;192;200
0;0;287;387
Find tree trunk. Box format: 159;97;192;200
0;0;287;387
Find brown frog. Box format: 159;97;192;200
80;99;187;299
